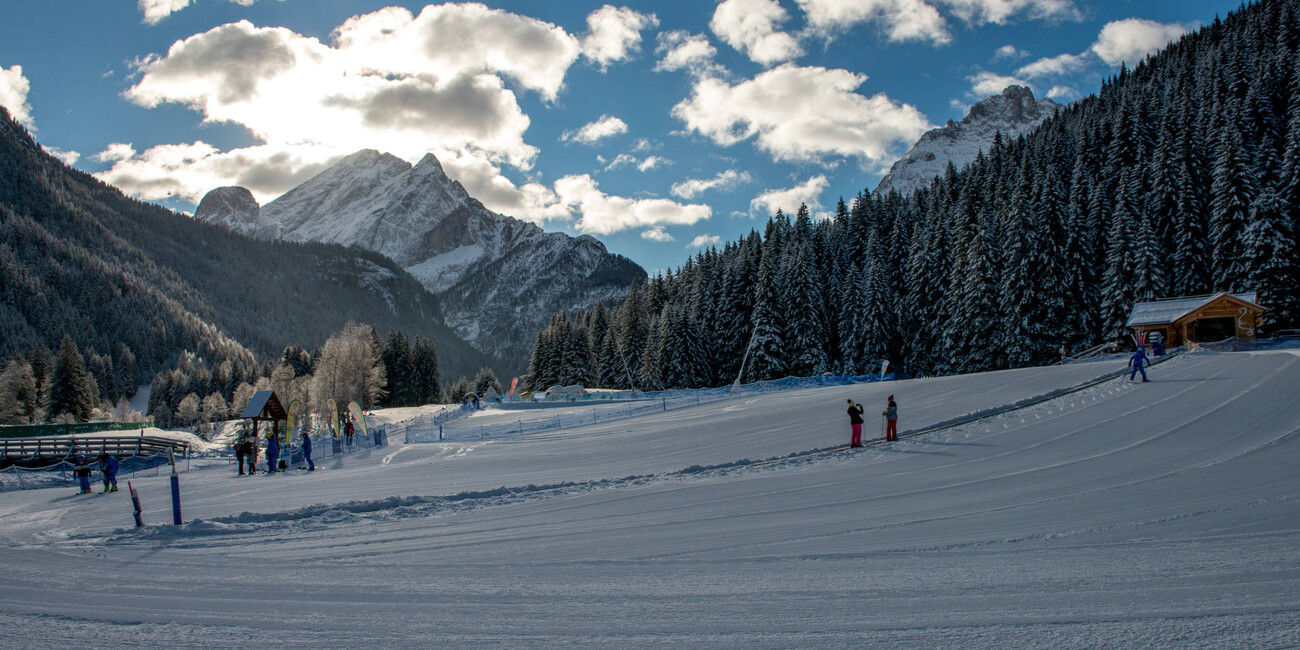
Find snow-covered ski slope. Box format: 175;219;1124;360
2;351;1299;647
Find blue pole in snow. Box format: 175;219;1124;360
168;449;182;526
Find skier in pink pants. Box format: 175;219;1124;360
846;399;865;447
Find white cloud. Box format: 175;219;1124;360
139;0;192;25
604;153;637;171
139;0;270;26
673;63;931;165
710;0;804;66
553;174;711;235
637;155;669;172
968;70;1032;97
95;142;138;163
101;6;591;208
688;234;722;248
1091;18;1194;67
641;226;675;242
0;65;34;129
1047;85;1077;100
581;5;659;70
564;115;628;145
671;169;753;199
940;0;1080;26
1016;52;1087;78
46;147;81;165
655;30;724;77
750;175;829;218
994;44;1028;60
795;0;951;45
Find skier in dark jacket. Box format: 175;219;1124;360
1129;346;1150;382
846;399;865;447
98;451;119;492
235;432;250;475
882;396;899;442
302;430;315;471
73;455;93;494
266;432;280;473
344;417;355;448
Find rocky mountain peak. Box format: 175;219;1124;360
194;186;260;231
875;85;1058;196
194;149;645;368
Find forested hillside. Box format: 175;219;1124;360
0;107;492;410
526;0;1300;390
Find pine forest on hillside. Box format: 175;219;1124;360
526;0;1300;392
0;105;496;425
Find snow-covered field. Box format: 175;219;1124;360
2;351;1298;647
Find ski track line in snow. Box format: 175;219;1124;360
65;355;1213;550
639;354;1300;559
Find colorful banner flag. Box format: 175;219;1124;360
509;377;519;397
287;400;300;445
348;402;368;442
328;398;339;438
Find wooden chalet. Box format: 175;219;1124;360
1127;292;1266;347
240;390;287;441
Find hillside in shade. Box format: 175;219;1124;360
0;106;493;398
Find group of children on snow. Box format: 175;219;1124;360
72;451;119;494
234;428;316;475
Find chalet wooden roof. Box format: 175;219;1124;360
240;390;287;421
1127;292;1262;328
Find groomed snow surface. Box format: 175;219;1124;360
2;351;1299;648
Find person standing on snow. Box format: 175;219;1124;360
98;451;119;493
302;430;315;471
846;399;865;448
1129;345;1151;382
266;430;280;473
882;396;899;442
73;455;93;494
247;435;259;475
235;432;248;475
344;417;355;449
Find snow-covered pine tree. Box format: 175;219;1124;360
836;261;869;374
746;236;787;382
48;335;95;422
0;359;38;424
1100;166;1140;340
1173;102;1213;296
1244;129;1300;329
410;336;441;404
1065;142;1100;348
782;243;829;377
999;155;1040;367
1211;109;1255;292
638;308;665;391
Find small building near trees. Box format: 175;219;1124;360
239;390;287;442
1127;292;1266;347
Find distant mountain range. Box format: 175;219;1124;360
0;107;492;392
196;150;646;368
876;85;1058;196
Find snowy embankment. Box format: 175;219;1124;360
1;351;1298;647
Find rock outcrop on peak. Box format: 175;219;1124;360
875;86;1058;196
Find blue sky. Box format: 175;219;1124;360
0;0;1240;274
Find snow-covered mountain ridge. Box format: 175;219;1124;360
876;85;1058;196
196;150;645;369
